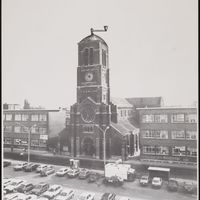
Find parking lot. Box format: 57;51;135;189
3;159;197;200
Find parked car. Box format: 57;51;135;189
88;172;100;183
3;178;14;188
103;176;123;186
4;179;26;193
36;165;48;173
118;197;131;200
167;179;179;192
56;167;71;177
151;177;163;188
13;162;28;171
183;182;196;194
24;163;40;172
37;197;49;200
139;176;149;186
42;184;63;199
54;188;75;200
79;169;90;179
40;166;55;177
4;193;26;200
16;183;34;193
30;182;49;196
4;160;11;167
77;192;95;200
67;169;80;178
100;193;116;200
25;194;38;200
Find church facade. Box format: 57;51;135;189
67;32;140;160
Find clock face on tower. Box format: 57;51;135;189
85;72;93;82
80;105;95;123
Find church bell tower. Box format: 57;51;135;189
69;26;112;159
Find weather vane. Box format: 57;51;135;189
90;26;108;35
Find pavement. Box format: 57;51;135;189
3;159;198;200
4;148;197;183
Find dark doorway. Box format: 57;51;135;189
82;137;95;156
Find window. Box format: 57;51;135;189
83;48;89;65
31;114;39;121
185;114;197;123
102;49;106;66
142;130;168;139
15;114;21;121
21;126;29;133
187;147;197;157
171;130;185;139
39;139;47;147
3;114;6;121
143;146;155;154
154;114;168;123
5;114;12;121
39;114;47;121
4;125;12;132
31;139;39;147
171;114;184;123
39;127;47;134
83;126;93;132
22;114;29;121
186;131;197;140
172;146;186;156
154;146;169;155
31;127;38;133
121;110;123;117
89;48;94;65
14;126;21;133
142;115;154;123
4;138;12;144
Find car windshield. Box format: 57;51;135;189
141;177;148;180
79;196;86;200
11;182;19;186
60;192;67;196
35;185;42;189
153;180;160;183
49;188;55;192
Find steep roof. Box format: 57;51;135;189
111;97;133;108
111;120;138;137
126;97;163;108
78;34;107;46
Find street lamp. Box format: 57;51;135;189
95;125;110;169
16;123;37;163
90;26;108;35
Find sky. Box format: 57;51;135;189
2;0;198;109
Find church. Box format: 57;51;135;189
66;28;140;161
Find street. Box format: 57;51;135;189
3;159;197;200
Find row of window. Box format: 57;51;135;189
4;125;47;134
83;48;107;67
3;114;47;122
4;138;47;147
143;146;197;157
142;130;197;140
120;109;132;118
83;125;94;132
142;113;197;123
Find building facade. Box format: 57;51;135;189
67;32;139;160
3;105;65;151
137;107;197;162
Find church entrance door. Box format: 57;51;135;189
82;137;95;156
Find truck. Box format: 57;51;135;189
104;163;136;186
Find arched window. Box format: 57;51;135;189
89;48;94;65
102;49;106;66
84;48;89;65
